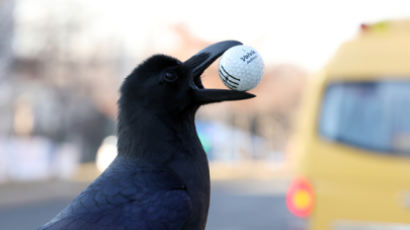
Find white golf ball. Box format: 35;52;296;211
218;45;264;91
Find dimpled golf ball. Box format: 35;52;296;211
218;45;264;91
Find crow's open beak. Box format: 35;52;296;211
183;40;255;104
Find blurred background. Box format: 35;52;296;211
1;0;410;229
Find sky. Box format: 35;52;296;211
17;0;410;72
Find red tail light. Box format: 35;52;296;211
286;177;314;218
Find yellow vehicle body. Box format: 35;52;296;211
289;20;410;230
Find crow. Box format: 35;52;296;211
39;40;255;230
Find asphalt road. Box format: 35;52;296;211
0;179;288;230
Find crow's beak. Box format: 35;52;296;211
183;40;255;104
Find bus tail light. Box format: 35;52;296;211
286;177;314;218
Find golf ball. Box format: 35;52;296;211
218;45;264;91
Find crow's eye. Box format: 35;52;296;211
164;72;178;83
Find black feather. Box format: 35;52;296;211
39;41;248;230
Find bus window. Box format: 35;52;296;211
319;80;410;155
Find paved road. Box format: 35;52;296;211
0;179;289;230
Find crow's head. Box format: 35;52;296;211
119;41;254;116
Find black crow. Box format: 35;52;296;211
39;40;255;230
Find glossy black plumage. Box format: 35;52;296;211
40;156;191;230
39;41;254;230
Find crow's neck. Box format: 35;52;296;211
117;106;203;162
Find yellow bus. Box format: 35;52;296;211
287;20;410;230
